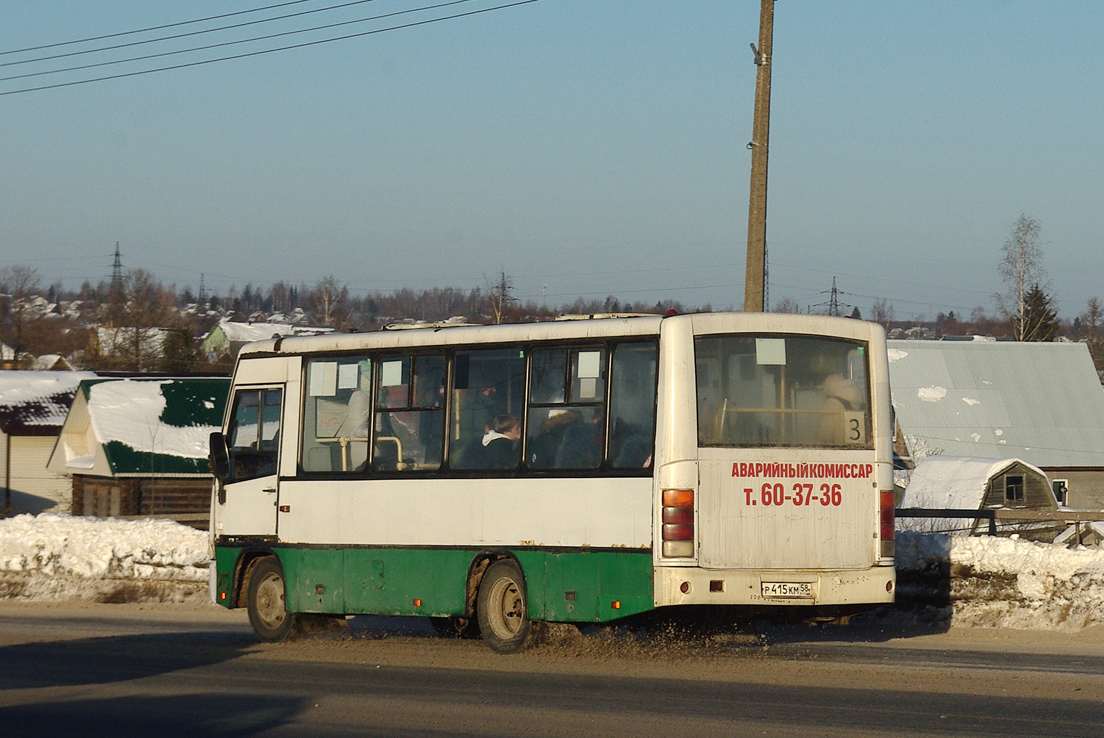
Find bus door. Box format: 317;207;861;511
215;384;285;538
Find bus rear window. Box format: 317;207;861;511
695;335;871;449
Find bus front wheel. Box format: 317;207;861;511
477;559;540;654
247;557;298;642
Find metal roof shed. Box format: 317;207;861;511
887;340;1104;509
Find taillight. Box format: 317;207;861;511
880;489;895;558
662;489;695;558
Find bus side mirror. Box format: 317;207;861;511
210;431;232;486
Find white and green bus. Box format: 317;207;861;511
209;312;896;653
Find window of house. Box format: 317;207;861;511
1052;479;1068;505
1005;474;1025;504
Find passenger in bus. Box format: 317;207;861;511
346;367;373;471
818;374;864;444
480;414;521;469
610;417;652;468
347;368;372;437
554;410;603;469
528;409;580;468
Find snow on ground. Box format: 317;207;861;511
896;530;1104;631
0;514;208;603
3;514;1104;631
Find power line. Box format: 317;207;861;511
0;0;383;71
0;0;472;84
0;0;539;96
0;0;315;56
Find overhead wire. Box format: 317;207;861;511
0;0;471;84
0;0;539;96
0;0;315;56
0;0;383;70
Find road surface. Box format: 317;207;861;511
2;601;1103;737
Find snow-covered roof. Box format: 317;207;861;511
95;326;170;354
888;340;1104;468
50;377;230;476
899;455;1050;533
1054;521;1104;546
214;321;297;343
27;354;72;371
900;456;1048;509
0;370;97;432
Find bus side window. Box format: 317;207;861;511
449;348;526;470
373;355;445;471
608;342;657;469
301;357;371;474
527;347;606;471
227;388;281;481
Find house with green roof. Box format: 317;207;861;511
47;377;229;522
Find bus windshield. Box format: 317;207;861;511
695;334;871;449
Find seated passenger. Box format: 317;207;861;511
346;371;372;470
554;411;602;469
528;409;580;468
818;374;865;444
480;414;521;469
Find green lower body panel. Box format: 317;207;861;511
215;545;654;623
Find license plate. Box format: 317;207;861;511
761;581;814;599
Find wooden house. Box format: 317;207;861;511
888;339;1104;509
0;370;95;514
898;455;1059;537
47;377;229;523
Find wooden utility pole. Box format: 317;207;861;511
744;0;774;313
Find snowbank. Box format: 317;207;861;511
5;514;1104;631
897;530;1104;631
0;514;208;601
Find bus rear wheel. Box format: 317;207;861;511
247;556;298;642
477;559;540;654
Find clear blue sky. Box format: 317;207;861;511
1;1;1101;320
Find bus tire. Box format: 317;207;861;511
477;559;539;654
247;556;298;642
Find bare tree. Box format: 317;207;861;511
1082;296;1102;339
871;297;894;328
89;269;175;371
995;214;1047;341
0;265;42;366
486;270;514;325
772;297;801;314
306;276;348;328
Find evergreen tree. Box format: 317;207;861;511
161;327;203;373
1017;283;1058;342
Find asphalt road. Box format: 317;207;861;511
2;602;1103;737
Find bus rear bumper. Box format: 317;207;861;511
654;565;896;608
